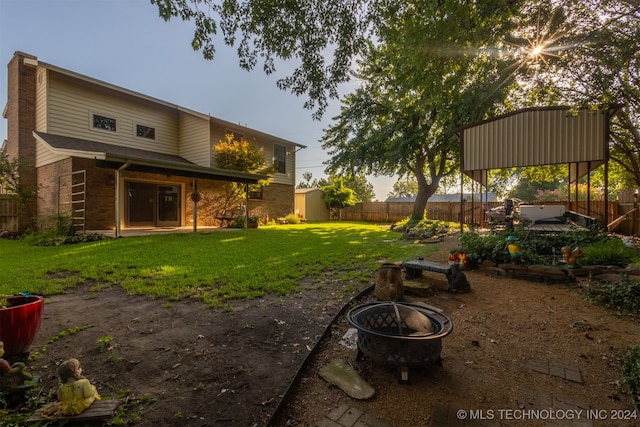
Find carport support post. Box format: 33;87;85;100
459;172;464;233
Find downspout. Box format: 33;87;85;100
115;161;130;238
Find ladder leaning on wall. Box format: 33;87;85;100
58;170;86;233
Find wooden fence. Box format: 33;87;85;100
0;196;18;232
2;193;635;234
339;200;628;231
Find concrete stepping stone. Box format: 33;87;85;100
318;359;375;400
523;358;584;384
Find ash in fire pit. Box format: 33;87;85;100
347;301;453;383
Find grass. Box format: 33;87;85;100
0;222;435;307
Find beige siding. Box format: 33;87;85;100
35;68;68;167
178;111;210;166
209;124;228;168
463;109;606;172
46;72;180;155
209;123;296;185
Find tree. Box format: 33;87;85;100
509;0;640;187
0;152;39;230
341;173;375;202
321;178;357;220
388;177;418;199
321;2;525;221
151;0;371;119
296;172;329;189
208;133;274;221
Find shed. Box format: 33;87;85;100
295;188;330;221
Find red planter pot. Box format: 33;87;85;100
0;295;45;361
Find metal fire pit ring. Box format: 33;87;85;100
347;301;454;383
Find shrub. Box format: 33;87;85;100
460;228;637;267
589;277;640;314
623;345;640;409
284;214;300;224
392;218;459;239
580;239;638;267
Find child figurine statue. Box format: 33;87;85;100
506;236;522;264
57;358;101;415
0;340;33;391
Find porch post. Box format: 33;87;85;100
193;178;198;232
115;161;130;238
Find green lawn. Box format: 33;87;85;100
0;222;434;307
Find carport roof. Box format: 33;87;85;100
33;131;267;183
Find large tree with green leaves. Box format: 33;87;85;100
504;0;640;188
151;0;372;119
321;2;526;221
153;0;639;199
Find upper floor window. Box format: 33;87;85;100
226;130;245;141
274;144;286;174
93;114;116;132
136;124;156;139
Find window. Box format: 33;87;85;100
226;130;245;141
274;144;286;174
248;184;263;200
93;114;116;132
136;124;156;139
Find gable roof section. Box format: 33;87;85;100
34;131;267;183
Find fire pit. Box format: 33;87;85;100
347;301;453;383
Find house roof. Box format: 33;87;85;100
34;132;267;183
295;188;323;194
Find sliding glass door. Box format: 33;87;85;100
126;181;181;227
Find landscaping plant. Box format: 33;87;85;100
623;344;640;409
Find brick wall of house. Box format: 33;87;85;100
75;158;115;230
36;158;72;229
250;183;294;221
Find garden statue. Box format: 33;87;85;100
445;263;471;293
506;236;522;264
0;340;33;391
57;358;101;415
448;250;459;265
448;250;468;269
561;246;583;268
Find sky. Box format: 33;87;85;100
0;0;396;200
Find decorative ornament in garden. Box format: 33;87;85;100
0;293;45;362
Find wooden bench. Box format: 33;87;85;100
27;399;121;423
403;260;451;280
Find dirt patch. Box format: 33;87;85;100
275;236;640;426
14;235;640;426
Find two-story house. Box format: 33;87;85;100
3;51;305;235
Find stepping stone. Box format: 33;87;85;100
403;280;435;296
523;359;584;384
318;359;375;400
